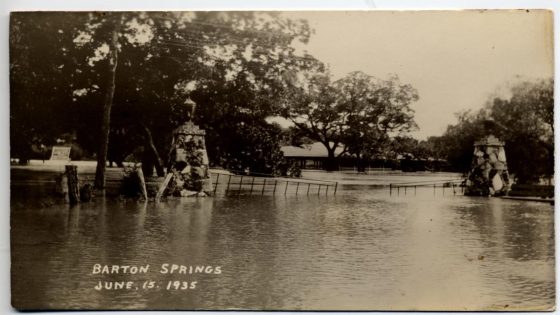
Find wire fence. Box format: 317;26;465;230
389;178;465;196
209;171;338;196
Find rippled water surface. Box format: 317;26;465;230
11;183;554;310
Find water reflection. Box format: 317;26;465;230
10;186;554;310
452;197;555;308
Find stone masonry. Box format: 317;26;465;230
464;135;511;196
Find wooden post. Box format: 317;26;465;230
326;185;329;195
214;173;220;194
317;185;321;195
250;177;255;194
238;176;243;195
284;181;289;195
307;183;311;195
389;183;392;196
261;178;266;195
226;174;232;194
137;168;148;200
334;182;338;195
404;186;407;195
156;172;174;201
65;165;79;205
273;180;278;195
296;182;300;195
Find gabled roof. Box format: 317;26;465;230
281;142;344;158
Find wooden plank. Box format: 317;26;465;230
155;173;174;201
137;168;148;200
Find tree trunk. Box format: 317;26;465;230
356;153;366;173
325;149;339;172
94;16;120;189
141;124;165;177
141;150;154;177
66;165;79;205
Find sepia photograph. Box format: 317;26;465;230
9;9;555;311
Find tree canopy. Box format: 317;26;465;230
10;11;317;176
434;78;553;183
15;12;549;182
281;70;418;170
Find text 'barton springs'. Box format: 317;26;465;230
92;264;222;275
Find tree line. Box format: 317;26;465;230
10;12;553;186
10;12;418;182
11;12;316;186
433;79;553;184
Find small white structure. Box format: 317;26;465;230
50;146;71;161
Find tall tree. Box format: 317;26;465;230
94;13;122;189
281;70;418;171
489;78;554;183
433;78;554;183
280;71;346;170
336;72;418;172
11;12;316;177
10;12;88;163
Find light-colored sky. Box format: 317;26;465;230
283;10;553;139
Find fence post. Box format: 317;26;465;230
250;177;255;194
334;182;338;195
307;183;311;195
284;181;289;195
326;185;329;195
156;173;174;201
137;168;148;200
214;173;220;194
261;178;266;195
65;165;79;205
317;185;321;195
226;174;232;195
273;180;278;195
238;176;243;195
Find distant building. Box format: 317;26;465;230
281;142;449;172
398;154;449;172
280;142;345;169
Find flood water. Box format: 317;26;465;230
11;179;555;311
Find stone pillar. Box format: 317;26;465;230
168;121;213;197
465;135;511;196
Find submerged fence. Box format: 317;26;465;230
389;178;465;196
209;172;338;196
11;166;339;197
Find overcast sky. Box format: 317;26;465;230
283;10;553;139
